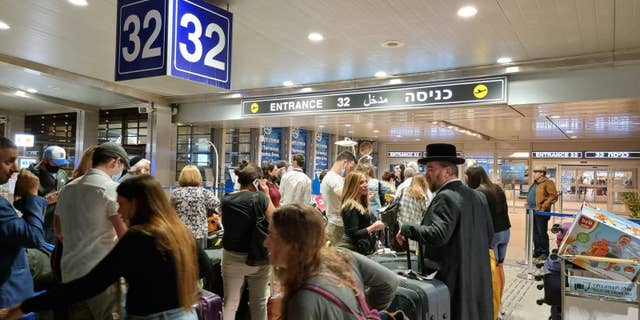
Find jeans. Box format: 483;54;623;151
221;250;270;320
67;283;119;320
127;307;197;320
533;211;550;256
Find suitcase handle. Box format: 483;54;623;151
404;240;426;275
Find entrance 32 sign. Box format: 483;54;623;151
116;0;232;89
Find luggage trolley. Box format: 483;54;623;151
560;255;640;319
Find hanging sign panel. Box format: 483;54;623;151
116;0;232;89
314;132;329;172
291;128;307;158
242;77;506;117
261;127;282;164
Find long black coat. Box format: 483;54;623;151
401;180;494;320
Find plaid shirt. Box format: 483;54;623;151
398;190;430;251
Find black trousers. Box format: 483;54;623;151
533;210;551;256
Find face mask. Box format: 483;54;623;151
112;171;123;182
45;165;60;174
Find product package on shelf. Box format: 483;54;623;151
558;205;640;282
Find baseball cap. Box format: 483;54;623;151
43;146;69;166
94;142;130;169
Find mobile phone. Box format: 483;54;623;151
252;178;261;191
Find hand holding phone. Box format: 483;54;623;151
252;178;261;191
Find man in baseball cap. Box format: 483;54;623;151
28;146;69;244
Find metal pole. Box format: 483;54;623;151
518;208;534;267
208;141;220;199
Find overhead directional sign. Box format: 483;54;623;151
242;77;506;117
584;151;640;159
116;0;232;89
532;151;583;159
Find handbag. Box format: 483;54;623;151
379;189;403;227
378;181;387;207
246;192;270;266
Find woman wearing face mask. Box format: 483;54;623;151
220;160;275;320
263;204;398;319
0;175;212;320
338;172;385;255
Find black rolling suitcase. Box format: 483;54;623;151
368;253;418;272
385;243;450;320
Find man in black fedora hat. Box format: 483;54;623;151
396;143;494;320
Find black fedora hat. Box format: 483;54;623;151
417;143;465;165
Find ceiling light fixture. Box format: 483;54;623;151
457;6;477;18
565;130;574;134
375;71;388;78
570;135;577;139
389;79;402;85
344;124;352;127
300;87;313;93
335;137;358;154
68;0;88;6
26;88;38;94
497;57;512;64
433;120;492;140
381;40;404;48
283;80;294;87
372;129;380;133
15;90;27;97
509;152;530;158
307;32;324;42
505;66;520;73
0;20;10;30
550;115;561;119
229;93;242;98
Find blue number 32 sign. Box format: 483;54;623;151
116;0;233;89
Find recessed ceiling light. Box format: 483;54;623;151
68;0;88;6
457;6;477;18
497;57;512;64
229;93;242;98
283;81;294;87
381;40;404;48
565;130;574;134
505;66;520;73
0;20;10;30
344;124;352;127
307;32;323;42
389;79;402;85
375;71;388;78
15;90;27;97
300;87;312;93
415;138;421;141
372;129;380;133
550;115;561;119
318;125;325;128
570;135;577;139
26;88;38;94
395;134;402;138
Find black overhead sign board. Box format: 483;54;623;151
584;151;640;159
242;77;507;117
387;151;462;158
532;151;640;159
532;151;583;159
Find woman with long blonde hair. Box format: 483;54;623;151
2;175;210;320
263;204;398;320
397;174;430;252
338;172;384;255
